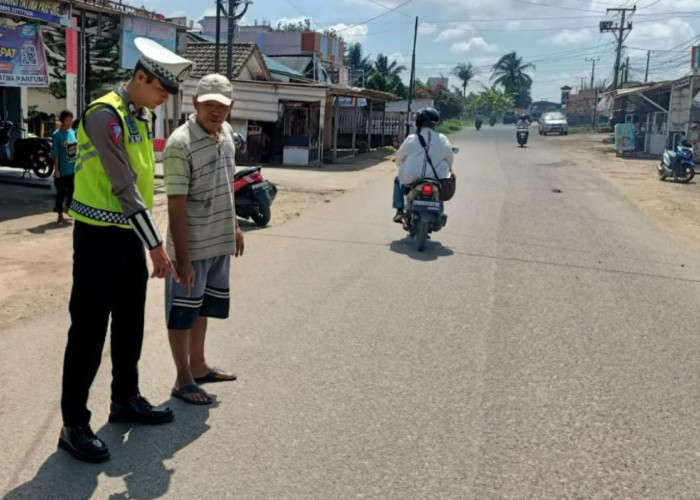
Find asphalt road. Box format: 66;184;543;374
4;125;700;499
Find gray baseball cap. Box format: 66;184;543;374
196;74;233;106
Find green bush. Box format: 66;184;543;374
435;118;466;134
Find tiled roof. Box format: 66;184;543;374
184;42;257;79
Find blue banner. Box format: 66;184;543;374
0;0;72;27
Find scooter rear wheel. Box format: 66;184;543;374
416;220;429;251
251;203;271;227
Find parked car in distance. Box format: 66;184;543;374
538;112;569;135
502;111;516;124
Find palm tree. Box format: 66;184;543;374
346;43;373;85
452;62;478;97
491;52;535;107
373;53;406;77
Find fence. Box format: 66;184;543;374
336;108;409;142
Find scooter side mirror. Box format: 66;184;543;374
452;147;460;154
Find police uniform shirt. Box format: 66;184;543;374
83;85;161;247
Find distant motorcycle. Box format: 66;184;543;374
489;117;496;127
516;123;529;147
657;136;695;183
401;147;459;251
475;119;482;131
0;119;53;178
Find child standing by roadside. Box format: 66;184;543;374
52;110;78;223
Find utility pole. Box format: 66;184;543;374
406;16;418;137
214;0;223;73
586;57;599;89
600;5;635;90
644;50;650;82
214;1;253;79
624;56;630;83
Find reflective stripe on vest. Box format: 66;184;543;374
69;91;155;228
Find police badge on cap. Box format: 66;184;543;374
134;37;194;95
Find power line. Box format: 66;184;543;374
600;5;636;89
334;0;414;33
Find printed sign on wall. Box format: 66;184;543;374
0;23;49;87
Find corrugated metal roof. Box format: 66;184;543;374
262;55;306;79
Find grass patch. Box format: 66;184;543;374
435;118;471;134
567;125;597;135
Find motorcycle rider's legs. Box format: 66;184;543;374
392;177;404;223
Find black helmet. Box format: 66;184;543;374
519;113;529;121
416;107;440;129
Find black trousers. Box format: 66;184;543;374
61;221;148;427
53;174;74;213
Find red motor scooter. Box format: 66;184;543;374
233;166;277;227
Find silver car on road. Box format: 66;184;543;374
538;112;569;136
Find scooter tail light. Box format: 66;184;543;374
421;184;434;196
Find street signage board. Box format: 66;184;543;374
120;15;177;70
0;0;72;28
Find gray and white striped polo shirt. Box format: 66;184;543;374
163;114;237;262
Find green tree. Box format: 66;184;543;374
372;53;406;78
451;62;477;98
42;26;131;102
277;18;312;32
490;51;534;108
472;86;514;118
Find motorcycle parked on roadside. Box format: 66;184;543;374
233;166;277;227
0;118;53;178
516;123;530;147
401;147;459;251
657;135;695;183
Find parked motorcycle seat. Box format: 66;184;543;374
233;166;261;179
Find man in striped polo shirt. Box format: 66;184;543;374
163;74;244;404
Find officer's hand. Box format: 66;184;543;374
176;260;195;296
149;245;179;282
53;169;60;179
234;228;244;257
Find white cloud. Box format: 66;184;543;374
435;24;475;42
550;29;592;46
418;23;437;36
450;37;498;53
325;23;369;44
628;18;695;51
388;52;409;67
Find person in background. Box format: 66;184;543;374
52;110;77;224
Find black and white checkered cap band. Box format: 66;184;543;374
141;57;189;86
71;200;129;225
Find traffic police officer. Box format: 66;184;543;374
59;38;194;463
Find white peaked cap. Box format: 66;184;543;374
134;37;195;94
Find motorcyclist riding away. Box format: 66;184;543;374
392;107;454;223
516;113;531;127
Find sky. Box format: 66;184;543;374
148;0;700;102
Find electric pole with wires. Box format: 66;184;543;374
585;58;599;89
599;5;635;90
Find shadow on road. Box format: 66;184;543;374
389;238;454;261
27;220;73;234
4;400;216;499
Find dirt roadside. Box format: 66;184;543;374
0;151;396;331
553;132;700;248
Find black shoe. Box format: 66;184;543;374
393;210;405;223
109;396;174;425
58;425;110;463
